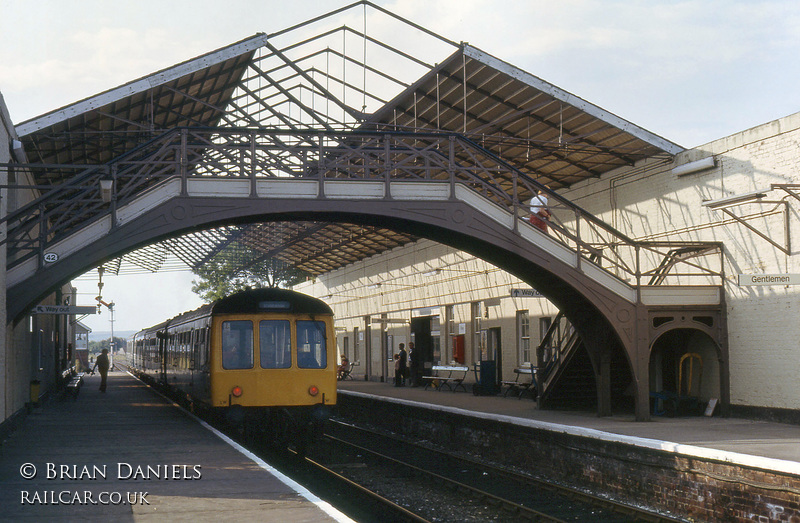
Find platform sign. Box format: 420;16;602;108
737;274;800;286
31;305;97;315
510;288;543;298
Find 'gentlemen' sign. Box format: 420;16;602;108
738;274;800;286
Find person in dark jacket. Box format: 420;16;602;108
408;342;419;387
398;343;408;386
92;349;110;392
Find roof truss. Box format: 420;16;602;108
11;1;682;281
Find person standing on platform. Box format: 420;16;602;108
529;188;551;232
408;342;419;387
398;343;408;386
92;348;110;393
393;353;403;386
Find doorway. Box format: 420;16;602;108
488;327;502;382
410;316;434;385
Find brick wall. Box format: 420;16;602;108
339;393;800;521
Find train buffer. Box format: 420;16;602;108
423;365;469;392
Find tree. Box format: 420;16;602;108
89;337;127;354
191;250;309;302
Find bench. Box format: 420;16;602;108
500;366;536;399
62;367;84;400
422;365;469;392
338;361;359;381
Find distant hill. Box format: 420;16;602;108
88;331;136;343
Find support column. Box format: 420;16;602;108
634;304;652;422
597;351;612;417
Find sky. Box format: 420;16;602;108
2;0;799;332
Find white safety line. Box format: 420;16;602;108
126;371;355;523
196;418;356;523
343;390;800;477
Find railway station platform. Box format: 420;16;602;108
337;379;800;472
0;371;352;522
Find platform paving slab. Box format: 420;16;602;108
0;371;350;522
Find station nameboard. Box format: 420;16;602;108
737;274;800;286
510;288;543;298
31;305;97;315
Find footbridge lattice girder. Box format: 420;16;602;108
3;128;723;288
4;132;725;421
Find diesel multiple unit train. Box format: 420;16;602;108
129;288;337;445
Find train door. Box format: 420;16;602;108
158;332;167;384
410;316;433;383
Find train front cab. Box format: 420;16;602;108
209;312;337;410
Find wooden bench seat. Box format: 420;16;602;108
63;368;84;400
422;365;469;392
500;366;536;399
338;361;358;381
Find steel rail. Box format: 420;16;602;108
322;432;571;522
287;448;433;523
325;419;686;523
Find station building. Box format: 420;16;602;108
0;3;799;429
298;111;800;420
1;94;81;425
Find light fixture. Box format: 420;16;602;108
423;269;441;277
11;139;25;161
702;189;769;209
672;156;716;177
367;283;381;289
99;179;114;203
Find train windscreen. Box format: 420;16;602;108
296;320;327;369
222;320;254;369
259;320;291;369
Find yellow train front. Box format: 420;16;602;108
130;288;337;447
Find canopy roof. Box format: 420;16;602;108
15;1;682;280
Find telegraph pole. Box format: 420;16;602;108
96;267;115;369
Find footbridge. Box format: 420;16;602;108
3;128;725;420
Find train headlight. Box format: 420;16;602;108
231;386;243;398
308;385;319;397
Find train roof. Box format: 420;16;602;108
212;288;333;315
132;288;333;337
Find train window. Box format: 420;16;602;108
296;320;327;369
259;320;291;369
222;321;254;370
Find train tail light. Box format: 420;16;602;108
308;385;319;397
231;386;243;398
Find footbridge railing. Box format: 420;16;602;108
2;128;723;290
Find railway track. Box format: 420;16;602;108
136;372;685;522
302;418;688;522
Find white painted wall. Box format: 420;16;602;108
295;240;559;382
300;112;800;411
561;113;800;410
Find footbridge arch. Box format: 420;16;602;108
4;129;726;420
